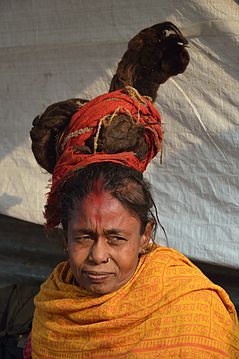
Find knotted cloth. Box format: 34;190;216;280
32;246;239;358
45;87;163;228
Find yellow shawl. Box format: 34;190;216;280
32;246;239;358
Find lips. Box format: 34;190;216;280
83;271;114;281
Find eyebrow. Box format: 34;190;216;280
104;229;126;236
72;228;95;236
72;228;127;236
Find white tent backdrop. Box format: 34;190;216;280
0;0;238;268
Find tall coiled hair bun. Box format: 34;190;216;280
110;21;190;101
30;21;190;175
30;98;88;173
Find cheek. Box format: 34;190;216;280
68;244;87;269
120;258;138;276
115;243;140;275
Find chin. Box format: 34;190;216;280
87;284;114;295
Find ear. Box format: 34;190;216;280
139;222;153;252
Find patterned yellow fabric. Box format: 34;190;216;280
32;246;239;358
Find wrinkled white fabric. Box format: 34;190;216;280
0;0;238;267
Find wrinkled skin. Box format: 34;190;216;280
67;191;151;295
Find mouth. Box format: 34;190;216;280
83;271;114;281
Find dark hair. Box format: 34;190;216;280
61;162;158;241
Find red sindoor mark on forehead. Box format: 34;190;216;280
89;178;106;208
87;179;110;221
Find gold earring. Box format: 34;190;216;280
141;247;149;255
139;249;145;257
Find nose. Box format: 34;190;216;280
88;237;109;264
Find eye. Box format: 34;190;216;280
74;235;92;243
107;236;127;245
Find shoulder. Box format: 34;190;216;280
147;246;238;322
146;246;239;353
35;261;75;302
147;245;202;274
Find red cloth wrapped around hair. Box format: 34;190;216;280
45;87;163;228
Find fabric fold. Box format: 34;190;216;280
32;246;239;358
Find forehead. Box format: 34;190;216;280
69;191;141;231
81;191;121;213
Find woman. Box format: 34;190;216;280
27;23;239;358
27;86;239;358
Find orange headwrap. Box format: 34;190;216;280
45;87;163;228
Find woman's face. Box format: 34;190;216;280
67;191;151;295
